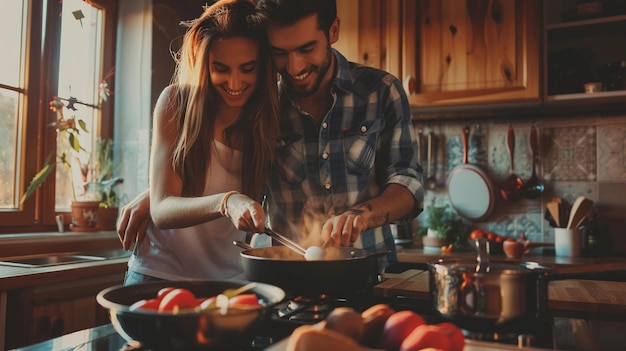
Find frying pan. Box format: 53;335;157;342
447;126;495;221
237;246;388;296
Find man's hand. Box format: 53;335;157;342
320;210;368;247
117;189;151;251
223;193;266;234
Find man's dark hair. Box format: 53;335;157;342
255;0;337;34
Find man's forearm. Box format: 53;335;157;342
348;184;415;228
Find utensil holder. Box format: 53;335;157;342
554;228;582;257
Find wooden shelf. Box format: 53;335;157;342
547;90;626;101
547;14;626;30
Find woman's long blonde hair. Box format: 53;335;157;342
170;0;279;199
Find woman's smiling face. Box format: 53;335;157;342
209;36;260;108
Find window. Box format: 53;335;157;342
0;0;116;233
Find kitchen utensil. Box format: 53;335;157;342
233;240;253;250
263;228;306;256
417;127;425;165
96;280;285;350
567;196;594;229
236;245;388;296
499;125;525;202
425;131;437;189
428;238;552;332
447;126;495;221
547;202;562;228
522;125;544;199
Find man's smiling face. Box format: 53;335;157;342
266;14;338;97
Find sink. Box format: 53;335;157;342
0;248;131;268
0;255;105;268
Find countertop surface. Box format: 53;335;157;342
0;231;129;290
396;247;626;276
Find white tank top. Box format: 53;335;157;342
128;141;247;280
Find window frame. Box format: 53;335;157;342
0;0;117;234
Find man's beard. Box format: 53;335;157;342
283;44;333;98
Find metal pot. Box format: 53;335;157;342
238;245;388;296
428;239;552;333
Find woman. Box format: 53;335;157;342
121;0;279;285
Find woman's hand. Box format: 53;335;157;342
224;193;266;233
117;189;152;251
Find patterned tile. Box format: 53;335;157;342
489;124;534;182
414;118;621;251
543;126;597;181
597;124;626;181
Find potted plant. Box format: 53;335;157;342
21;96;106;231
418;204;470;251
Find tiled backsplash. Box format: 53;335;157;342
415;114;626;254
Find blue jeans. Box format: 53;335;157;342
123;270;165;286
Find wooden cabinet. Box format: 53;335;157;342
544;0;626;102
403;0;541;107
4;273;122;349
336;0;541;108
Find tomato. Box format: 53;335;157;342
505;237;517;242
468;229;485;241
494;234;505;243
229;293;260;307
158;288;198;312
486;231;496;241
198;296;217;310
157;287;176;300
441;244;454;253
380;310;426;351
129;298;160;311
436;322;465;351
400;324;451;351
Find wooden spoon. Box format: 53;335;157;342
567;196;594;229
547;202;561;228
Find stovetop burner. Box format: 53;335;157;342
277;295;333;322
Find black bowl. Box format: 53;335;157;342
96;280;285;350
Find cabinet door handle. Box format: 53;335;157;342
404;76;416;94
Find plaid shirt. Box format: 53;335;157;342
266;49;424;265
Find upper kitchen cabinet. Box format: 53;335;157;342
402;0;541;107
335;0;401;73
544;0;626;102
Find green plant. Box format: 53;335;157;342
88;138;123;208
20;96;91;204
420;204;470;249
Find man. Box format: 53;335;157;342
255;0;423;265
117;0;423;267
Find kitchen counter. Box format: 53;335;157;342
0;232;130;350
0;231;129;290
396;247;626;277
